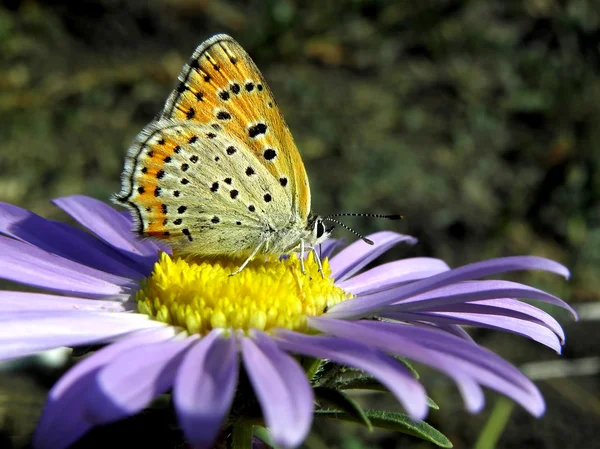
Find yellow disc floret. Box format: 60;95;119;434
136;252;352;335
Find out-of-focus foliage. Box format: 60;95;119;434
0;0;598;448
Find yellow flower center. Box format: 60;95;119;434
136;252;352;335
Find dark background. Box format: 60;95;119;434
0;1;598;448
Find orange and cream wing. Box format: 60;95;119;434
160;34;311;221
114;119;292;256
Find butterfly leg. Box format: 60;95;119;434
229;240;265;276
299;239;306;274
306;245;325;278
313;247;325;278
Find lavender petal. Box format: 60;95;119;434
307;318;485;412
319;238;345;260
327;257;571;319
0;311;164;361
86;337;196;424
0;291;126;313
353;320;545;415
329;232;418;282
413;322;476;342
33;327;176;449
274;329;428;420
338;257;450;295
407;297;565;340
311;318;545;416
382;311;562;353
53;195;159;268
0;236;134;298
242;332;314;448
389;280;576;316
0;202;147;279
174;330;238;449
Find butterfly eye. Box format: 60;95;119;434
316;221;325;239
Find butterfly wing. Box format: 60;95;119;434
115;119;292;257
160;34;311;222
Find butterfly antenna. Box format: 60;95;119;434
322;217;374;245
325;213;403;220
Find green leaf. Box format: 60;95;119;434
315;360;347;386
315;410;452;448
231;419;254;449
314;387;373;431
334;375;388;392
427;396;440;410
302;356;327;382
334;377;439;410
341;357;420;379
253;426;276;448
395;356;420;379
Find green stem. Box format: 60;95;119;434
231;419;254;449
473;397;514;449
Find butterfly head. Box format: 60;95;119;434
306;213;335;247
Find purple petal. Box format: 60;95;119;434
389;280;575;316
53;196;160;268
329;232;418;282
413;322;475;342
382;311;562;353
320;238;345;260
242;331;314;448
0;291;126;312
447;353;545;416
274;329;428;420
308;317;485;412
0;236;134;298
174;330;238;449
0;311;164;361
327;257;571;319
33;327;177;449
86;336;196;424
338;257;450;295
352;320;545;416
410;297;565;340
0;202;148;279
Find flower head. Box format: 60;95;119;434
0;196;575;449
137;251;349;334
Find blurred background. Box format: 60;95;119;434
0;0;598;448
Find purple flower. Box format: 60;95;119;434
0;195;575;449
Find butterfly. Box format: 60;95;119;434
113;34;339;275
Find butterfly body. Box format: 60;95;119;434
114;34;332;267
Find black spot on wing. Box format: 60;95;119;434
264;148;276;160
182;228;193;241
248;123;267;138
